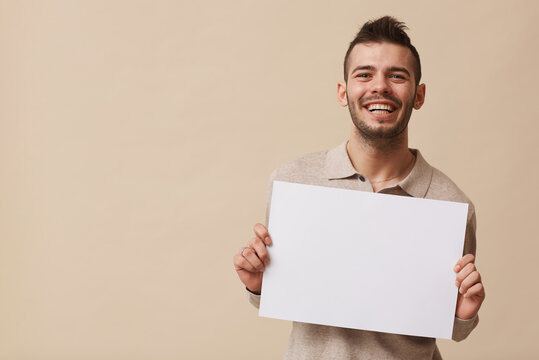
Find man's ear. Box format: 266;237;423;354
337;81;348;107
414;83;426;109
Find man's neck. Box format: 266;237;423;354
346;128;415;192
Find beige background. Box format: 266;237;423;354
0;1;537;359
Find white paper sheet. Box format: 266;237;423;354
259;181;468;339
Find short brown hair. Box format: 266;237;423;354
343;16;421;85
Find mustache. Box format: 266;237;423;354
359;95;402;107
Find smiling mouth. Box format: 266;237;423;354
367;104;395;114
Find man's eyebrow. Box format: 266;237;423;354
388;67;411;77
350;65;375;73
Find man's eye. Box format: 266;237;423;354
356;73;370;78
390;74;405;79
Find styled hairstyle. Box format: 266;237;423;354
343;16;421;85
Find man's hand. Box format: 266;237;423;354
454;254;485;320
233;223;272;294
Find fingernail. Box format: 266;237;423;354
455;281;460;287
265;237;271;245
454;265;461;272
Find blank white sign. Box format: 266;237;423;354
259;181;468;339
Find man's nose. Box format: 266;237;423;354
370;76;391;94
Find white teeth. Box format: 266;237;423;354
367;104;394;112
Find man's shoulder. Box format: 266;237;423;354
269;148;329;184
426;164;475;215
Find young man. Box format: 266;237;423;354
233;16;485;359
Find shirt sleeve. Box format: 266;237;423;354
247;288;261;309
462;203;477;257
452;315;479;341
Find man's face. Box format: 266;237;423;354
338;42;425;141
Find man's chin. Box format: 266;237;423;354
349;108;409;141
354;124;405;140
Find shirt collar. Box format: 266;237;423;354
324;141;433;198
324;142;358;180
397;149;433;198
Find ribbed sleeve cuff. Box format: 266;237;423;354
452;314;479;341
246;288;261;309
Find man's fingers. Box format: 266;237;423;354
232;222;272;275
249;237;270;266
464;282;485;298
458;270;481;295
454;254;475;272
242;247;265;272
455;262;476;286
254;223;272;245
453;253;484;298
233;253;256;273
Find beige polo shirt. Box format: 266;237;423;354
248;142;479;359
